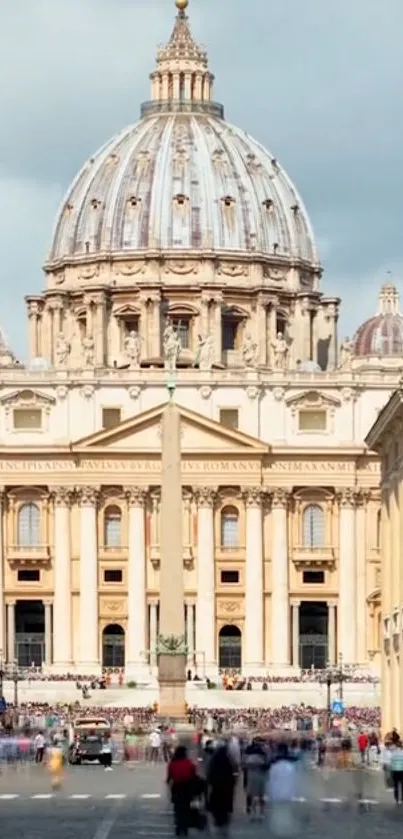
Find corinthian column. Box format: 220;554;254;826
337;489;357;664
125;487;148;676
271;489;290;667
195;488;216;673
244;488;264;672
50;487;73;669
78;486;99;671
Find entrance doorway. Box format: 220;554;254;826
102;624;125;668
15;600;45;667
218;625;242;671
299;602;328;669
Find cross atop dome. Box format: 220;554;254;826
141;0;224;119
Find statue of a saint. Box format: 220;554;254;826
242;332;258;367
82;335;95;367
124;330;141;369
339;336;353;369
196;333;214;371
163;322;180;372
55;333;70;367
271;331;288;371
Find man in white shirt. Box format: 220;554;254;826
148;730;162;763
34;732;45;764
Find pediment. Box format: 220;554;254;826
72;402;268;454
0;388;55;407
285;390;341;409
113;304;140;317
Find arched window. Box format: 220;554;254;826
17;502;40;547
104;506;122;548
302;504;325;548
221;506;239;548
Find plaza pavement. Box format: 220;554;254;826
0;762;402;837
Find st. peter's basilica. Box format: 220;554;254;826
0;0;400;678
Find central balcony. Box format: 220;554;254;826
292;546;335;570
7;545;50;566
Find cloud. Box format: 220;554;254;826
1;0;403;354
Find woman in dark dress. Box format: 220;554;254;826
207;744;236;836
167;745;197;837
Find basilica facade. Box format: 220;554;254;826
0;0;399;678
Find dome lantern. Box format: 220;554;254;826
142;0;223;119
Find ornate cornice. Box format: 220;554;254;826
76;485;99;506
49;486;74;506
336;488;362;508
270;487;291;509
124;486;149;507
243;487;263;507
194;486;217;508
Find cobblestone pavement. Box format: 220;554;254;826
0;763;402;837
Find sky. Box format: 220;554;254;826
1;0;403;358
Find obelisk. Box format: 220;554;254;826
157;373;187;717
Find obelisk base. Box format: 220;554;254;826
158;653;186;718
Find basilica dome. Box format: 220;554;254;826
353;284;403;357
47;1;317;269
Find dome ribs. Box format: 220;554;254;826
46;118;318;263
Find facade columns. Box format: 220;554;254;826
327;601;336;665
244;489;264;671
186;602;195;662
356;492;369;664
78;486;99;670
51;487;72;668
337;489;357;664
44;600;52;666
125;488;148;674
149;602;158;667
195;488;216;672
291;601;300;667
271;489;290;666
7;601;15;663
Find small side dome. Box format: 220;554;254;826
28;356;51;372
353;284;403;357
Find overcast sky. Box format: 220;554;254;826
1;0;402;357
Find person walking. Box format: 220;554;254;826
167;745;197;837
266;742;298;836
207;743;236;837
100;734;113;771
390;740;403;805
34;731;46;764
243;738;269;820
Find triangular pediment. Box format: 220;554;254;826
72;402;268;454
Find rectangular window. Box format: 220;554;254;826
104;569;123;583
102;408;121;430
298;410;327;432
13;409;42;430
219;409;239;430
220;570;239;584
302;570;325;584
171;318;189;349
18;569;40;582
222;319;238;350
